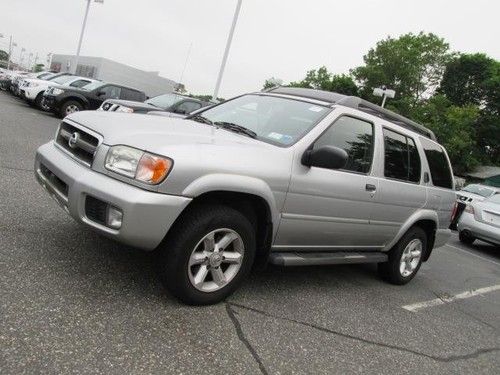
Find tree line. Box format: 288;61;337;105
263;32;500;174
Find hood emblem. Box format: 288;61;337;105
68;132;80;149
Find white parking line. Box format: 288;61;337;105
402;284;500;312
444;243;500;266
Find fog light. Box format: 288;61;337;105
107;206;123;229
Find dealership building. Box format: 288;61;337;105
50;54;177;97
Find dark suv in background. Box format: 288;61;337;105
42;81;146;118
99;92;211;115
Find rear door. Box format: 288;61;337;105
369;128;427;246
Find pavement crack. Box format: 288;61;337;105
225;303;269;375
228;302;500;363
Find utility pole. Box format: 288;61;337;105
7;35;13;70
212;0;243;102
74;0;104;74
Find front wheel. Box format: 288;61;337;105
459;230;475;245
158;205;256;305
59;100;83;118
378;227;426;285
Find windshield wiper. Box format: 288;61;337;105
189;114;213;125
214;122;257;139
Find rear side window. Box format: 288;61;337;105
420;138;453;189
121;88;146;101
383;129;421;183
314;116;374;173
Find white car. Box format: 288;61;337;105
20;75;99;109
458;194;500;246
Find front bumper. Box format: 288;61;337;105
42;94;58;111
23;86;40;101
35;141;192;250
458;212;500;246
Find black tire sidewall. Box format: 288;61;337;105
379;227;427;285
59;100;82;118
160;205;256;305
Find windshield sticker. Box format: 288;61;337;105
308;106;324;112
268;132;294;143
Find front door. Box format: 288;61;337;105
274;115;380;251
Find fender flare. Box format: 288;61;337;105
382;209;438;252
182;173;280;238
61;94;90;109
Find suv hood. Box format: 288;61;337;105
67;111;280;154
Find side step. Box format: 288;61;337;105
269;251;388;266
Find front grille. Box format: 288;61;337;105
46;87;54;95
56;122;99;166
85;196;107;225
101;102;119;111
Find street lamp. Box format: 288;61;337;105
373;86;395;108
212;0;243;102
73;0;104;74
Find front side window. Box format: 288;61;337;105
420;137;453;189
384;129;421;183
198;94;331;146
313;116;374;173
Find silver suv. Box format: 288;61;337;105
35;87;455;305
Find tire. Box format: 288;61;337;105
378;227;426;285
158;204;256;305
34;92;44;109
59;100;83;118
459;230;475;245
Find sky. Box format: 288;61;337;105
1;0;499;98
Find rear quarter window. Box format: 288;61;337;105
420;137;453;189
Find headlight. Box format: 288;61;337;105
51;88;64;95
105;145;173;185
115;106;134;113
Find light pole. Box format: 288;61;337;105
212;0;243;102
373;86;396;108
73;0;104;74
0;34;15;70
19;48;26;70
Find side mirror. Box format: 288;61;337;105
174;108;187;115
301;146;348;170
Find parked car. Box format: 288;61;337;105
457;194;500;246
21;75;98;109
98;93;210;115
35;87;455;305
15;71;66;96
9;71;31;95
42;81;147;118
450;184;500;229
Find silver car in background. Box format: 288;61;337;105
458;194;500;246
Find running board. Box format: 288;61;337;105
269;251;388;266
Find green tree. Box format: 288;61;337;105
262;77;283;90
352;32;453;113
0;49;8;61
288;66;358;95
33;63;45;73
439;53;500;164
411;95;480;173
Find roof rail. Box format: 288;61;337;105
266;87;436;141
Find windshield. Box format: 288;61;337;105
49;75;74;85
195;94;331;146
145;93;185;108
462;184;495;197
81;81;105;91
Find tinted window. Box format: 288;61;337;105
121;88;145;101
99;85;121;99
383;129;421;183
314;116;374;173
420;137;453;189
176;101;202;114
69;79;91;88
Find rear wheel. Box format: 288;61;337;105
378;227;426;285
34;92;44;109
459;230;475;245
158;204;256;305
59;100;83;118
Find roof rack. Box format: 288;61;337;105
267;87;436;141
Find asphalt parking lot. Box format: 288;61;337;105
1;90;499;374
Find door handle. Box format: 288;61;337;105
365;184;377;192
